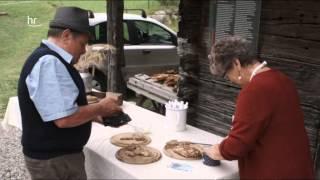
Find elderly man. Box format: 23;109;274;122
18;7;122;179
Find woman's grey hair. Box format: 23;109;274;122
209;36;259;77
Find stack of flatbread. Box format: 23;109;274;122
150;70;180;87
116;144;161;164
111;132;161;164
164;140;204;160
110;132;151;147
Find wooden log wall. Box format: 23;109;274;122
178;0;320;170
177;0;202;119
259;0;320;173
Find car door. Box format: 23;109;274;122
124;20;179;77
89;21;130;44
88;21;131;91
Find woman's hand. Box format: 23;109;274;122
204;144;225;160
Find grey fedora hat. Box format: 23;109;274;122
49;6;93;34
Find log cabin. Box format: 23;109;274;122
176;0;320;174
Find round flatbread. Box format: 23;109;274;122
163;140;203;160
116;145;161;164
111;132;151;147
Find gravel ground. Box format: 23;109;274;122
0;125;31;180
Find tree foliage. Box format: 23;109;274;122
157;0;179;7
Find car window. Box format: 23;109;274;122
89;21;130;44
123;23;129;42
130;20;174;45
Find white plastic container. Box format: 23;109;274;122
165;106;188;132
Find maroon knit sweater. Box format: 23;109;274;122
219;69;314;179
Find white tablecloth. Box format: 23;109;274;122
85;102;239;179
2;97;239;179
2;96;22;130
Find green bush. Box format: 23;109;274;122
157;0;179;7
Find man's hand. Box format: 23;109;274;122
97;97;122;118
54;97;121;128
106;92;123;105
92;116;103;124
204;144;225;160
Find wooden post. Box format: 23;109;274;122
106;0;125;93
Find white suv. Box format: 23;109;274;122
87;12;179;91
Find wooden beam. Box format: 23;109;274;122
106;0;125;93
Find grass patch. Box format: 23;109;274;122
0;0;178;118
0;1;55;118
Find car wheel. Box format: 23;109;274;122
91;69;107;92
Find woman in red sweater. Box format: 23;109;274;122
205;36;314;179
